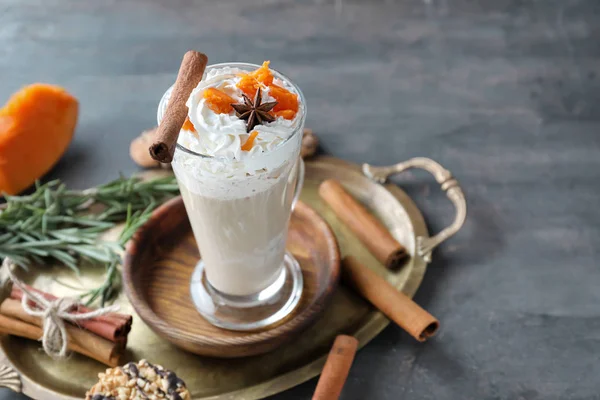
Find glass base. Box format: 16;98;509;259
190;251;304;331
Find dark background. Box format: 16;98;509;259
1;0;599;399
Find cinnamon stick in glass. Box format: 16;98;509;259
318;179;409;269
342;256;439;342
149;50;208;163
312;335;359;400
0;304;121;367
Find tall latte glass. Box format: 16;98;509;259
157;63;305;330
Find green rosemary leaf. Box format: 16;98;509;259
83;287;102;306
4;235;22;245
0;252;29;268
20;247;49;257
6;220;23;231
44;187;52;209
126;203;132;223
67;245;113;264
47;249;77;264
15;232;33;240
47;250;80;274
41;213;48;234
0;174;179;306
21;213;42;231
46;216;115;229
50;229;96;244
16;232;38;242
103;285;114;304
24;204;46;214
80;226;113;235
101;242;123;254
3;239;65;249
100;286;109;306
29;254;45;265
51;278;86;291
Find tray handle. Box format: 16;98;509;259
362;157;466;262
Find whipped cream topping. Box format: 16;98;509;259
178;66;303;164
164;64;305;199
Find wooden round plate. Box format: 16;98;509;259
122;197;340;358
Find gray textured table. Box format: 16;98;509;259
1;0;599;399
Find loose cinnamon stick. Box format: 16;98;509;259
11;286;131;342
0;298;122;365
342;256;439;341
149;50;208;163
312;335;359;400
319;179;409;269
0;311;121;367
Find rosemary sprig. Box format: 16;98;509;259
0;175;179;305
79;202;156;305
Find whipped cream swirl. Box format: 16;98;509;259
178;66;303;163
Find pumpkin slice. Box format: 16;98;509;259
273;110;296;120
241;131;259;151
248;61;274;86
182;116;196;132
237;61;273;98
0;84;78;195
268;84;299;119
203;88;236;114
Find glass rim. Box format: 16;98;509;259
157;62;306;160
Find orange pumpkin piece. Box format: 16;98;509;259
268;84;299;119
182;116;196;132
241;131;259;151
273;110;297;120
203;88;235;114
0;84;78;195
249;61;274;86
237;61;273;98
237;76;260;98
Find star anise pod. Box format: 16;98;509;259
231;87;278;132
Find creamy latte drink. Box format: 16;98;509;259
176;157;299;296
158;62;305;330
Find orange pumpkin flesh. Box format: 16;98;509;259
268;84;299;119
0;84;78;195
241;131;259;151
237;61;273;98
182;116;196;132
273;109;297;120
203;88;236;114
250;61;274;86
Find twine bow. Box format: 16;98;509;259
2;257;119;359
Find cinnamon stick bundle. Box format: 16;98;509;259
319;179;409;270
10;286;131;343
342;256;439;341
312;335;359;400
0;300;122;367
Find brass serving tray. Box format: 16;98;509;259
0;156;466;399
